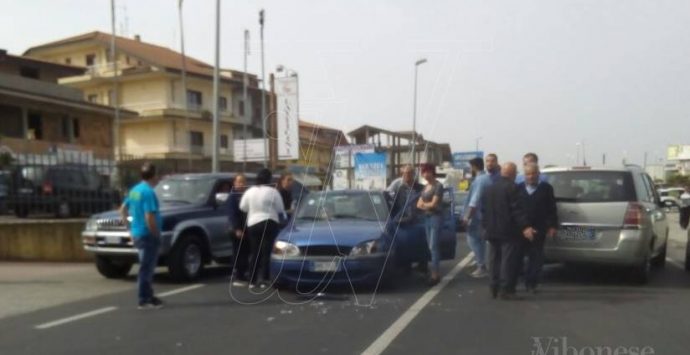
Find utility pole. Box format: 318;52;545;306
582;140;587;166
211;0;221;172
178;0;191;171
110;0;120;166
242;29;249;172
259;9;267;168
411;58;427;168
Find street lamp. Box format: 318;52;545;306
411;58;427;167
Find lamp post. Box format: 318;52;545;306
411;58;427;167
178;0;191;171
211;0;221;173
259;9;267;168
242;29;249;172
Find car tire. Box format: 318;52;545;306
631;254;651;284
95;255;132;279
168;235;206;283
650;241;667;269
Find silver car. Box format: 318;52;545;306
542;166;669;283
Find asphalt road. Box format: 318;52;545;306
1;215;689;355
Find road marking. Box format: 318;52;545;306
35;306;117;330
362;252;474;355
158;284;205;298
666;258;685;269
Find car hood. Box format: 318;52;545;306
91;202;201;219
278;219;388;248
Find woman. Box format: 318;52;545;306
277;172;295;223
228;174;250;287
239;169;285;289
417;163;444;285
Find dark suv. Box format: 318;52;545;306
9;164;121;218
82;173;308;282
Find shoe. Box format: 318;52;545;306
500;293;524;301
426;277;440;287
471;267;488;279
232;279;249;287
138;297;164;310
150;297;164;309
259;283;268;289
248;283;257;290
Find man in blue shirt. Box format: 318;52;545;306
463;154;501;278
515;152;548;185
120;163;163;310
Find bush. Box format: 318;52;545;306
667;173;690;188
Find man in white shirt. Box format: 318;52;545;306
239;169;286;289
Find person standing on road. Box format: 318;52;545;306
463;157;493;278
482;162;535;300
417;163;445;286
240;168;285;289
517;163;558;293
387;164;424;216
120;163;164;310
516;153;548;185
228;174;250;287
277;172;295;225
486;153;501;183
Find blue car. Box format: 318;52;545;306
270;189;457;288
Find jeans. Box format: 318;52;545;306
247;219;279;284
232;230;250;281
424;214;442;273
466;223;486;268
133;235;160;303
488;239;522;295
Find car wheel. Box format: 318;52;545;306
631;254;651;284
95;255;132;279
650;241;667;269
168;235;205;282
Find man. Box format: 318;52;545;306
387;164;424;216
482;162;536;300
485;153;501;183
228;174;250;287
680;185;690;230
516;152;548;184
120;163;163;309
463;157;492;278
517;163;558;293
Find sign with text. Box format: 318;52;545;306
233;139;267;162
452;151;484;171
354;152;387;190
276;76;300;160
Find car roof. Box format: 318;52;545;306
162;172;258;180
542;166;642;173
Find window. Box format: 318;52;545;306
218;96;228;112
186;90;202;110
189;131;204;147
20;67;39;79
72;118;80;139
27;113;42;140
85;54;96;66
0;104;23;138
87;94;98;103
61;117;70;140
239;100;245;116
65;57;72;65
544;171;636;203
220;134;228;149
126;56;131;65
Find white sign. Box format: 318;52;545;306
276;76;300;160
667;145;690;161
349;144;375;167
233;139;267;162
334;146;351;169
332;169;349;190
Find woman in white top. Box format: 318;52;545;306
239;168;285;288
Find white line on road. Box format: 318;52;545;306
362;252;475;355
666;257;685;269
34;306;118;330
158;284;205;298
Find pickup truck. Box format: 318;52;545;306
82;172;307;282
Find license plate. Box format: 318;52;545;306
105;236;122;245
556;226;596;242
311;260;340;272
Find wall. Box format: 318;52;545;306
0;220;92;262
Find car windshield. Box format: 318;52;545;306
295;191;390;222
155;178;216;204
544;171;637;203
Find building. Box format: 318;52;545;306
0;49;136;162
23;31;266;170
667;144;690;177
347;125;452;182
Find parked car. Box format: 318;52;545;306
8;164;121;218
453;190;469;232
658;187;685;210
82;172;307;282
542;166;669;283
270;189;457;289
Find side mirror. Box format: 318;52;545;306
215;192;229;206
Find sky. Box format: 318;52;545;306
2;0;690;167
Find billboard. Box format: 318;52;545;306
452;151;484;171
354;152;387;190
667;145;690;161
233;139;267;162
276;76;300;160
332;169;349;190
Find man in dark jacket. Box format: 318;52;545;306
517;163;558;293
482;162;536;300
228;174;250;287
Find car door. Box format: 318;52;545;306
641;173;667;251
439;188;457;259
205;178;234;258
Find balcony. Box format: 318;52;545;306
0;72;83;102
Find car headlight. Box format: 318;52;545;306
85;218;98;232
350;240;382;256
272;240;300;258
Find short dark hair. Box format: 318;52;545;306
486;153;498;161
420;163;436;176
256;168;272;185
140;162;156;181
523;152;539;163
469;157;484;170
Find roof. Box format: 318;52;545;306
0;50;85;74
24;31;257;84
541;166;642;173
348;125;425;143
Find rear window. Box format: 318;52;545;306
543;171;636;203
